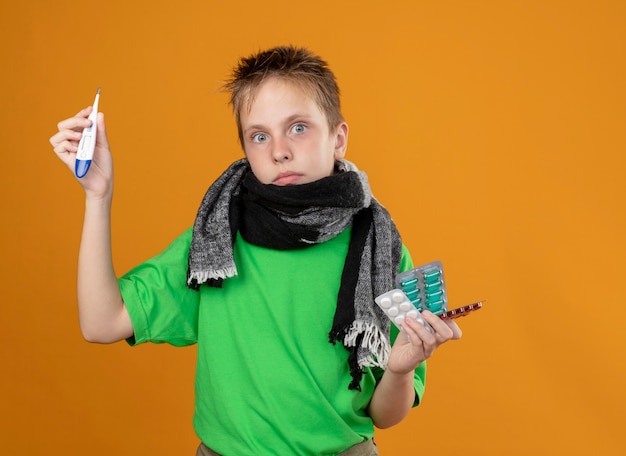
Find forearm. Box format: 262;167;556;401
367;369;416;429
77;194;131;343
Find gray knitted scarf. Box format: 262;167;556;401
187;158;402;390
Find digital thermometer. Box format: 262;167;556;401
75;88;100;178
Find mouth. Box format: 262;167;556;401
273;172;303;186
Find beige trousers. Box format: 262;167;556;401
196;438;379;456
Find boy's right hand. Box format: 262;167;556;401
50;107;113;199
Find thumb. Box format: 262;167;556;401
95;112;110;150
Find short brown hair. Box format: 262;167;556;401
223;45;344;146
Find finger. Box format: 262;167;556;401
421;311;456;340
56;106;93;131
50;130;82;152
443;319;463;340
404;330;424;349
404;319;437;357
75;106;93;117
50;128;82;145
57;115;92;134
403;316;436;345
52;139;79;156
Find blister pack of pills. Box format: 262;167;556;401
375;260;447;330
439;301;483;320
375;260;483;330
375;261;483;331
374;289;428;329
396;260;448;316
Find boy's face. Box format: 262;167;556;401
239;77;348;186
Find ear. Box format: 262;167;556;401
333;122;349;159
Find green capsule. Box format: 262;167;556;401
427;290;444;303
410;296;422;308
400;276;419;288
425;280;443;292
405;289;420;300
422;268;441;284
427;300;445;313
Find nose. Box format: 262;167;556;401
271;135;292;163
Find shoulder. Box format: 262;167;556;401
399;244;414;273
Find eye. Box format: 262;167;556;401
251;132;268;143
291;123;306;134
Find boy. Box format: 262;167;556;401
50;46;461;455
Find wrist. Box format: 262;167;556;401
383;367;415;385
84;188;113;206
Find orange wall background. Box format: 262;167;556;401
2;1;625;454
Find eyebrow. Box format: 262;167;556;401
243;113;313;134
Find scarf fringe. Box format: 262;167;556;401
187;267;238;286
344;320;391;369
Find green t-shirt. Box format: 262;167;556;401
119;227;426;455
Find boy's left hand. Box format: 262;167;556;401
387;311;462;375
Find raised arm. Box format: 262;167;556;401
50;107;133;343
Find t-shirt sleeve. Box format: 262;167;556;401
119;228;200;347
371;244;427;407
